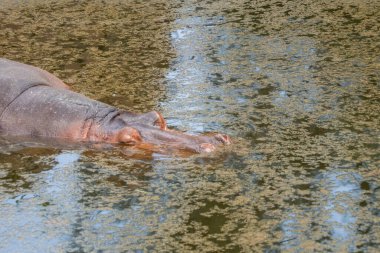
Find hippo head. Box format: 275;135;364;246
103;111;231;154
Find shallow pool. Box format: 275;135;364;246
0;0;379;251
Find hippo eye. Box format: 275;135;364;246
117;127;141;145
199;143;216;153
118;133;133;145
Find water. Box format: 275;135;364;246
0;0;379;252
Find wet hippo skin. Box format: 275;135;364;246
0;58;230;154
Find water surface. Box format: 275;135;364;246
0;0;379;252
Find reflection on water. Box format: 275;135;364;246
0;0;379;252
0;151;81;252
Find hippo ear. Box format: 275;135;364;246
116;127;142;145
150;111;167;130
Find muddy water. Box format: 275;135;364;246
0;0;379;252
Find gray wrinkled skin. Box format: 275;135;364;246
0;58;228;152
0;0;379;252
0;58;116;138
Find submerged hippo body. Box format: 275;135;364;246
0;58;230;153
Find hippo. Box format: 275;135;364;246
0;58;230;154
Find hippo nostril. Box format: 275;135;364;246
199;143;216;153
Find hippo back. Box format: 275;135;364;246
0;58;69;114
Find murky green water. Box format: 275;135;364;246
1;0;379;252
